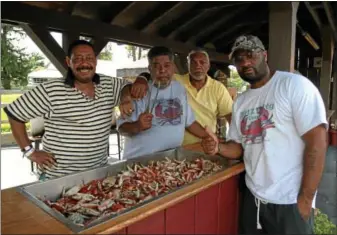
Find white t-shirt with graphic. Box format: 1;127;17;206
117;81;195;159
227;71;327;205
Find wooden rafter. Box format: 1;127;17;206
216;24;266;52
213;21;268;45
19;24;67;75
187;4;252;45
304;2;322;31
158;3;205;38
135;2;181;31
98;2;137;24
196;2;250;11
2;2;229;62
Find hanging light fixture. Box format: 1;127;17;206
297;23;320;50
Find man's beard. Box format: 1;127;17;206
190;72;205;81
238;64;268;85
154;79;171;89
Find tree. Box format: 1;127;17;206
227;68;249;92
125;45;147;61
98;43;113;61
1;24;45;89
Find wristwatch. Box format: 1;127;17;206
22;145;35;159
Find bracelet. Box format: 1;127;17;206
137;76;148;82
23;147;35;159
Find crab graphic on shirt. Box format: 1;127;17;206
154;98;182;126
240;105;275;144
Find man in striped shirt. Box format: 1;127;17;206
4;40;148;179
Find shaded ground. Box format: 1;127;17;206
316;146;337;225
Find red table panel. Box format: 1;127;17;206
113;227;126;234
127;211;165;234
165;197;195;234
218;176;239;234
195;184;220;234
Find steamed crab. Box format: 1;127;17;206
43;157;222;227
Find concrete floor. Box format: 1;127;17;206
316;146;337;225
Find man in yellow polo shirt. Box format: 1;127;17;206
137;49;232;145
175;49;232;145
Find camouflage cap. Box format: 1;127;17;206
229;35;266;60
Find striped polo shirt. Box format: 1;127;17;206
4;74;128;179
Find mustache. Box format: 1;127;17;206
76;66;93;71
242;67;255;72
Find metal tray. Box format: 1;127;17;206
17;147;235;233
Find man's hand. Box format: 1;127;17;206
201;126;219;155
131;77;148;99
137;113;153;131
119;95;134;119
297;195;312;221
29;150;57;169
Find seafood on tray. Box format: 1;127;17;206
42;157;222;226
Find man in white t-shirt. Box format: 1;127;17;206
117;46;212;159
202;35;328;234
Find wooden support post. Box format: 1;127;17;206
90;37;109;56
319;26;334;111
62;31;79;54
174;54;188;75
331;49;337;120
268;2;299;72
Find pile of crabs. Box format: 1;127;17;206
43;157;222;226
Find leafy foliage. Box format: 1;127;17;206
1;24;45;89
314;209;337;234
227;68;249;92
125;45;148;61
98;43;113;61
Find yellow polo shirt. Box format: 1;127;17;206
174;74;233;145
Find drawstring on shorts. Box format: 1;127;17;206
254;197;268;229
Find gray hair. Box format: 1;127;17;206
187;49;210;64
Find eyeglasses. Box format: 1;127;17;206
232;50;262;64
71;56;96;64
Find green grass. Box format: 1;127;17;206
1;94;30;133
2;94;21;104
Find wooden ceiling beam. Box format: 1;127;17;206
216;24;266;53
197;2;249;11
2;2;229;63
213;21;268;45
99;2;137;24
158;3;205;38
188;4;252;45
19;23;67;75
135;2;181;31
304;2;322;31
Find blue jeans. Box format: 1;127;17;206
39;172;47;181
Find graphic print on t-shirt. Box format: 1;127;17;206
154;98;183;126
240;104;275;144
